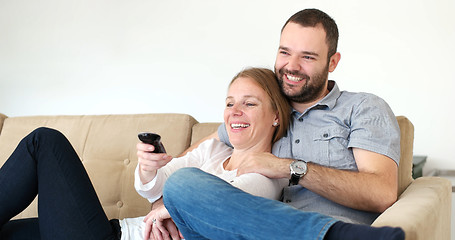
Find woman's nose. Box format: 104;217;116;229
230;104;243;116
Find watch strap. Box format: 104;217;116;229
289;173;301;185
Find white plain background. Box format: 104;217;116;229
1;0;454;173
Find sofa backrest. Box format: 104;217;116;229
0;114;414;220
191;122;222;145
396;116;414;195
0;113;198;220
0;113;7;134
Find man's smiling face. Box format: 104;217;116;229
274;22;331;104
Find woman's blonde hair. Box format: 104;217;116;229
229;67;290;143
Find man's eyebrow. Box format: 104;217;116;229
279;46;319;57
302;51;319;57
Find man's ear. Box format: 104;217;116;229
328;52;341;73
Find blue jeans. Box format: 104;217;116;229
0;127;117;240
163;168;338;240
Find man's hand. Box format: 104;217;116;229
137;142;173;184
236;152;293;179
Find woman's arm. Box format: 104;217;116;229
231;173;288;200
135;139;216;202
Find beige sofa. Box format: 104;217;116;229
0;113;451;240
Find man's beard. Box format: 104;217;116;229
276;64;329;104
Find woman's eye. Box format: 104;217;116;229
246;102;257;107
226;103;234;107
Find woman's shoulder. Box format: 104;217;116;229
195;138;233;160
198;138;233;152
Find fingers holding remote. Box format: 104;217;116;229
137;141;173;184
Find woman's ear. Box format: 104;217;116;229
273;112;280;126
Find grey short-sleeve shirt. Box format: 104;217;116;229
218;80;400;224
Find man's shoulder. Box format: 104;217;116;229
337;90;390;109
338;90;382;101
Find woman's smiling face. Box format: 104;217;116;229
224;76;278;151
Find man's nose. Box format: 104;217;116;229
287;56;301;71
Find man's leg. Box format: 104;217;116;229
163;168;336;240
163;168;405;240
0;127;116;240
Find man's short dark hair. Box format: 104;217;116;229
282;9;339;58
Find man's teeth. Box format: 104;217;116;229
286;74;303;82
231;123;250;129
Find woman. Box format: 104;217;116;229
132;67;292;239
0;67;290;239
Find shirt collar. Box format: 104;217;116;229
291;80;341;117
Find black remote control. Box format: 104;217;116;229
138;132;167;153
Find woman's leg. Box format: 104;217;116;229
0;127;117;240
0;218;40;239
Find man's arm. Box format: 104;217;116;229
301;148;398;212
237;148;398;213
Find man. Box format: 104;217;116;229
140;8;401;239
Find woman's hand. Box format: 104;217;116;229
143;200;183;240
137;142;173;184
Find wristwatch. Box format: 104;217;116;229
289;160;308;185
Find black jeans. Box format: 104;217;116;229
0;127;119;240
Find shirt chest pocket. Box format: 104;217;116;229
312;127;353;168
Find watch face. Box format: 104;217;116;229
292;161;307;175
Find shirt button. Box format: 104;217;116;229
298;118;303;122
295;139;300;144
323;133;329;138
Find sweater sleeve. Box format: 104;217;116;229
134;139;226;203
134;140;211;203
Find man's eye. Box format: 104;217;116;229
303;56;314;60
279;51;289;55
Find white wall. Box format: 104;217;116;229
1;0;454;172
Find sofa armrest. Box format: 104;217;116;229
372;177;451;240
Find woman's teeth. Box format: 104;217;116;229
231;123;250;129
